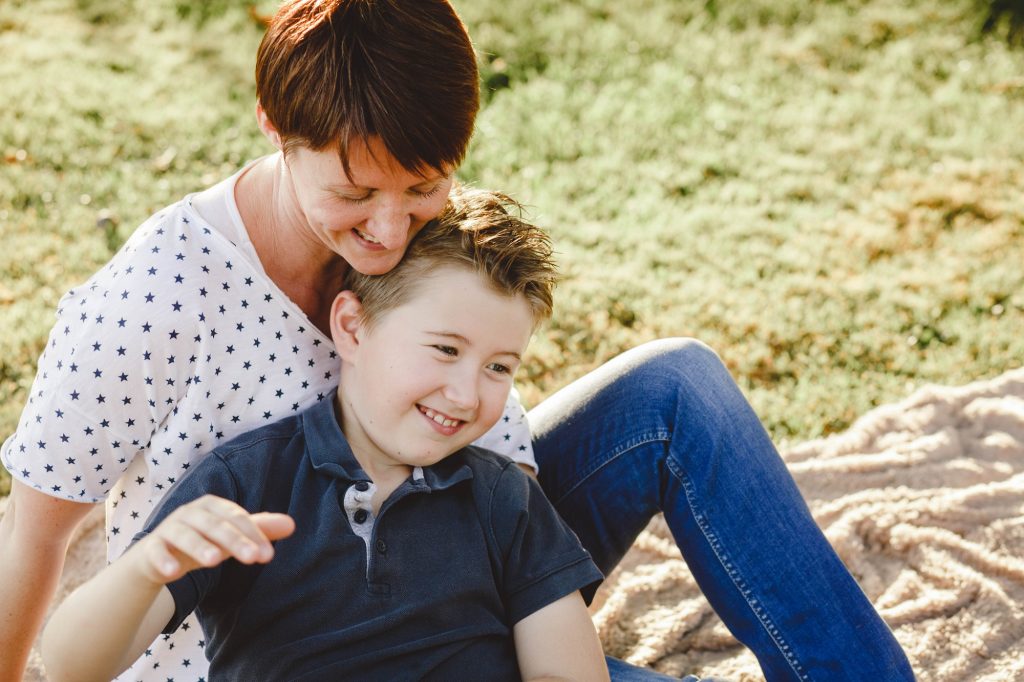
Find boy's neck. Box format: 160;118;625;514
333;394;413;507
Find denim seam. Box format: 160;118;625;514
666;455;810;682
551;429;671;506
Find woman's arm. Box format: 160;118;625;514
41;495;294;682
0;482;97;682
513;591;609;682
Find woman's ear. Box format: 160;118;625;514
330;290;365;364
255;100;283;150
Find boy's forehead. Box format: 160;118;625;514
382;267;535;346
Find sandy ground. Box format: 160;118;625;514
8;367;1024;680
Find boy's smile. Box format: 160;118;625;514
418;405;467;435
334;266;535;484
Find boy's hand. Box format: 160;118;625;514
134;495;295;585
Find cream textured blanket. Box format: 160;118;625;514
10;368;1024;680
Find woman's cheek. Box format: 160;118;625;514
317;204;361;233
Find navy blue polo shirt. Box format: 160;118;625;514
134;392;602;681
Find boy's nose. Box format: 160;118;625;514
443;371;480;413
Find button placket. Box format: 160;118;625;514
341;480;378;575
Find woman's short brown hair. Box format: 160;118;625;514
256;0;479;177
345;185;558;327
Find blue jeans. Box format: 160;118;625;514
529;339;915;681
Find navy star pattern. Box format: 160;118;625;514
1;196;535;681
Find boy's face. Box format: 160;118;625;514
336;266;534;474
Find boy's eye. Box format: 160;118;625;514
432;344;457;357
487;363;512;375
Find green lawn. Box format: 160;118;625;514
2;0;1023;497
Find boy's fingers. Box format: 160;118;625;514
251;512;296;542
155;498;292;571
160;521;229;568
190;507;269;564
142;537;182;582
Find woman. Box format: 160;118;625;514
0;1;912;680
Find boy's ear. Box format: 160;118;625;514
255;100;283;150
330;290;365;363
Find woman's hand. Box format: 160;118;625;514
134;495;295;585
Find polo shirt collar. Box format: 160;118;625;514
303;390;473;491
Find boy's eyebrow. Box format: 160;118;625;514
426;331;523;360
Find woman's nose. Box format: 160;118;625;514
365;198;412;249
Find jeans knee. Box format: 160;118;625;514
615;338;748;435
622;338;731;390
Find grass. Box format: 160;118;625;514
2;0;1024;497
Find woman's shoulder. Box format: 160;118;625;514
61;198;263;317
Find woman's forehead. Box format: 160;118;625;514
298;138;451;187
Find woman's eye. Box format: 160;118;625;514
343;195;371;205
416;185;443;199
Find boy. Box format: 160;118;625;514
42;188;610;681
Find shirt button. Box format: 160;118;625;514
353;509;368;524
354;481;370;492
375;539;387;554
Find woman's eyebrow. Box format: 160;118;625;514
325;173;446;193
411;174;450;189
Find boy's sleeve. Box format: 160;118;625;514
1;236;195;503
488;463;603;625
130;452;239;634
472;387;537;471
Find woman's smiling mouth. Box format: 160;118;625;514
353;227;383;246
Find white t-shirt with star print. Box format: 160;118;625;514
1;163;536;681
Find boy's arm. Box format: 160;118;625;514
41;546;178;682
513;591;609;682
0;482;97;682
487;463;607;682
41;495;294;682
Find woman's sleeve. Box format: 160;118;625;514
1;231;197;503
472;387;537;471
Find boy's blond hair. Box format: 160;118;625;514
345;185;557;326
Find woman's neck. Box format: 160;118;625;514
235;154;348;334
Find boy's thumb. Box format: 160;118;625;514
251;512;297;541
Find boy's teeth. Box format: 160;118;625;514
423;407;460;428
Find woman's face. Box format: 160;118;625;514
284;137;453;275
